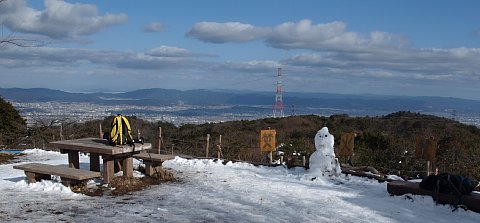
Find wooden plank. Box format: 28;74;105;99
341;170;391;183
134;153;175;177
133;153;175;163
13;163;100;180
387;181;480;213
387;181;431;196
49;138;152;155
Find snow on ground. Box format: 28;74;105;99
1;149;479;222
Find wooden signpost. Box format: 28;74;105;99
339;132;356;166
339;133;355;157
260;129;276;163
415;136;437;176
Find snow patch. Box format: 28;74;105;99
0;148;478;222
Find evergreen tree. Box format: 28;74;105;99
0;96;26;147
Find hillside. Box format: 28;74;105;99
45;112;480;181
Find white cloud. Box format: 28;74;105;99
0;0;127;39
0;45;196;70
143;22;164;32
186;21;270;43
213;60;281;74
186;19;408;53
146;45;215;58
266;19;408;52
147;45;192;57
284;46;480;82
266;20;354;49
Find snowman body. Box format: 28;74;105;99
309;127;341;176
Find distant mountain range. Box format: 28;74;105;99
1;87;480;114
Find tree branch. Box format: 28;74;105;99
0;0;48;48
0;33;48;48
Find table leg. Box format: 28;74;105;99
90;153;100;172
114;160;122;173
103;157;115;184
68;151;79;169
123;157;133;177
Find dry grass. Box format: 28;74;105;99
0;153;16;164
73;168;175;196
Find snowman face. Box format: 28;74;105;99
314;127;334;150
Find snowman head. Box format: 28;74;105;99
314;127;334;151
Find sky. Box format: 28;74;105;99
1;0;480;100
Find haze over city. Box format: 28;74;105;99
1;0;480;100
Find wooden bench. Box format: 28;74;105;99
387;181;480;213
133;153;175;177
13;163;101;187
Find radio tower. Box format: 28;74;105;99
273;68;284;118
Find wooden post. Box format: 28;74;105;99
269;151;273;163
217;145;223;159
67;151;79;169
206;134;210;158
123;157;133;178
99;123;103;139
60;123;64;141
302;156;306;167
103;156;115;184
137;129;141;140
90;153;100;172
171;144;174;155
280;155;284;164
157;127;162;154
217;135;223;159
426;161;431;176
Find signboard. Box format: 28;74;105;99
415;136;437;161
260;130;276;152
339;133;355;156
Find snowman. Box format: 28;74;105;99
308;127;341;177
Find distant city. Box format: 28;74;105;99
2;87;479;127
11;101;480;128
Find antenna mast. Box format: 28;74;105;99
273;68;284;118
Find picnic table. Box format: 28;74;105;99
49;138;151;184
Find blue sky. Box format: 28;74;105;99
1;0;480;100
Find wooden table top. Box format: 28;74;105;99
49;138;152;155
